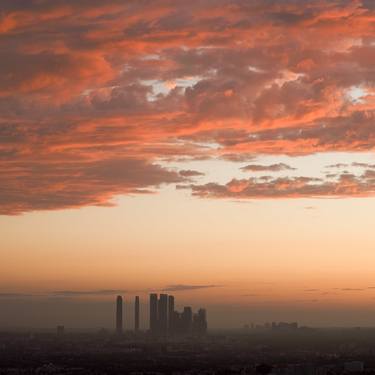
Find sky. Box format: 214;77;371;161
0;0;375;329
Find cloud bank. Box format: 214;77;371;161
0;0;374;213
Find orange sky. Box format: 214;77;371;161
0;0;375;328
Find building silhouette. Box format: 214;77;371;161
116;295;123;334
158;294;168;336
148;293;207;337
182;306;193;333
168;295;175;334
192;308;207;335
135;296;140;332
149;293;158;335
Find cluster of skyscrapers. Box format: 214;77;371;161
115;294;207;337
149;293;207;336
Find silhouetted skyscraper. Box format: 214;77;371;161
158;294;168;336
116;295;123;334
168;295;174;333
149;293;158;334
198;308;207;333
182;306;193;334
135;296;140;332
148;294;207;337
193;308;207;335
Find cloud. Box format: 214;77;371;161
241;163;296;172
326;163;350;169
352;162;375;168
326;162;375;169
187;171;375;200
162;284;222;292
0;158;183;215
0;0;374;213
0;293;34;298
0;286;223;298
0;290;129;298
220;153;257;163
52;289;128;297
179;169;205;177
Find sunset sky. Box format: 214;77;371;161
1;0;375;329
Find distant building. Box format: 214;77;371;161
116;295;123;334
158;294;168;336
148;294;207;337
168;295;175;333
172;311;183;334
192;308;207;335
182;306;193;333
149;293;158;335
135;296;140;332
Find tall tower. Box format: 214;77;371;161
198;308;207;333
116;295;123;334
135;296;140;332
158;294;168;336
192;308;207;335
182;306;192;334
168;295;175;334
149;293;158;334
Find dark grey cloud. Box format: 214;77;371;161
220;153;257;162
52;289;128;297
326;163;350;169
0;293;34;298
241;163;296;172
178;169;205;177
162;284;222;292
352;162;375;168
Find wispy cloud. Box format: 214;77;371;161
179;170;205;178
0;293;34;298
188;171;375;200
161;284;222;292
52;289;128;297
241;163;296;172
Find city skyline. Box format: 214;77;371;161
1;0;375;329
113;293;207;335
148;293;207;336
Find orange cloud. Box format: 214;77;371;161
0;0;374;213
187;171;375;200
